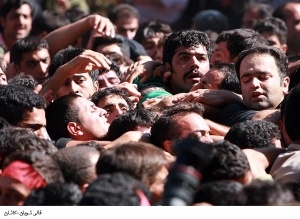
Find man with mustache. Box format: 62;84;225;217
163;30;211;94
125;29;211;96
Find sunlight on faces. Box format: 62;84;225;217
169;45;210;94
240;53;289;110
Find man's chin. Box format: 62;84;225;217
247;102;271;110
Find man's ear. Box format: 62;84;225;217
163;140;174;155
67;122;83;137
282;76;290;95
164;63;171;72
93;80;99;91
281;44;288;54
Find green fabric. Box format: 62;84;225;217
137;89;172;108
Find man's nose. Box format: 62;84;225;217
34;127;51;141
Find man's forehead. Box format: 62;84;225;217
73;73;90;77
68;73;91;79
175;45;208;54
99;70;119;78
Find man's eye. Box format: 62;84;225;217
180;56;189;61
26;63;35;68
259;75;270;80
121;107;128;112
242;76;251;83
104;108;111;113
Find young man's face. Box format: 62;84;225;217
75;97;110;140
168;45;210;94
198;68;225;89
211;41;233;64
96;94;130;124
141;32;164;60
17;107;50;140
239;53;289;110
260;32;287;53
97;70;121;89
15;48;51;84
56;73;98;100
283;3;300;49
115;17;139;40
1;4;32;41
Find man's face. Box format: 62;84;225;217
75;97;110;140
15;48;51;84
198;68;225;89
115;17;139;40
142;33;164;60
169;45;210;94
260;32;287;53
211;41;233;64
1;4;32;41
96;94;130;124
56;73;98;99
239;53;289;110
96;43;123;57
98;71;121;89
17;107;50;140
174;113;213;144
283;3;300;49
242;8;259;29
0;176;31;206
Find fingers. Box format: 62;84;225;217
79;50;112;70
34;84;43;94
91;15;115;38
42;89;54;106
116;82;141;97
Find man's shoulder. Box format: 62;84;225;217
215;103;257;126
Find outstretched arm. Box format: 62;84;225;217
44;14;115;57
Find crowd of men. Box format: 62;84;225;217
1;0;300;206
